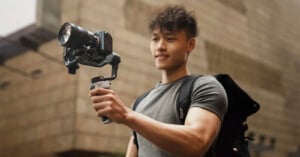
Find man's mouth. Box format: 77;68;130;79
155;54;169;60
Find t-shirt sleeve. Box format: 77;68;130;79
190;75;228;121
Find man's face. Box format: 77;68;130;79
150;28;195;71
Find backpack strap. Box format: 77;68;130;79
132;89;152;150
177;75;201;124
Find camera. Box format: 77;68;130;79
58;22;120;80
58;22;112;54
58;22;121;124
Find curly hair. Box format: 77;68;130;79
149;5;198;38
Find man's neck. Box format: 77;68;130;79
161;68;189;83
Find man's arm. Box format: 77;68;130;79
125;107;221;157
125;136;138;157
90;88;221;157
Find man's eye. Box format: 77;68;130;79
167;37;176;41
151;37;159;41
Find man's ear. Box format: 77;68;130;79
187;38;196;52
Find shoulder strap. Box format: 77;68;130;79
132;89;152;150
177;75;201;124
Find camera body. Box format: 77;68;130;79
58;22;120;80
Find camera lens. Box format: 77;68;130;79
58;22;97;49
59;25;71;46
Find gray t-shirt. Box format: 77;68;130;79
134;75;228;157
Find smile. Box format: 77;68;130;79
155;54;169;60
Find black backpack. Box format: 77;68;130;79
132;74;260;157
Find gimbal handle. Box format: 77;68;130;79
101;52;121;81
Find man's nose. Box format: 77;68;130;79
157;40;166;52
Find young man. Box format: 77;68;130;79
90;5;227;157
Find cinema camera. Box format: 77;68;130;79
58;22;121;124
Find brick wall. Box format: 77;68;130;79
1;0;300;157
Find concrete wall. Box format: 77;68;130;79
0;0;300;156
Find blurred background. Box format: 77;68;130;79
0;0;300;157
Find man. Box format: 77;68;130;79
90;5;227;157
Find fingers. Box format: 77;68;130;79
92;100;112;111
90;88;116;117
92;99;115;117
90;87;113;96
90;87;115;104
94;103;112;117
90;93;116;104
89;88;128;123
